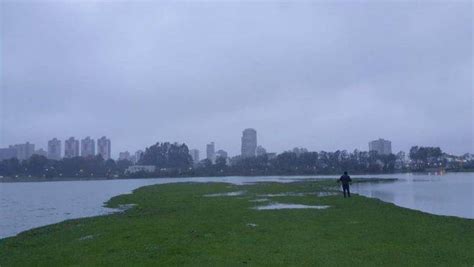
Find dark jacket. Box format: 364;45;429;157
339;175;352;186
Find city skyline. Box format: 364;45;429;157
1;131;471;161
0;1;472;157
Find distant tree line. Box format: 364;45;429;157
190;150;398;177
0;154;133;179
0;143;473;179
409;146;443;171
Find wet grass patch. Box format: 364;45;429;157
0;180;473;266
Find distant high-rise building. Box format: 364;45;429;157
97;136;111;160
397;151;406;160
135;150;144;163
241;128;257;158
119;151;131;161
13;142;35;160
47;138;62;160
0;147;17;161
216;149;228;159
64;137;80;158
369;138;392;155
189;149;200;163
34;148;48;157
256;146;267;157
81;137;96;157
206;142;215;163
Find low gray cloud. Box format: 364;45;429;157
1;0;472;157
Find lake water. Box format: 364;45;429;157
1;173;473;239
351;173;474;219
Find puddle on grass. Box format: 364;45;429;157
116;204;137;211
257;192;326;197
253;203;330;210
316;192;338;197
204;191;246;197
258;191;338;198
258;192;309;197
249;198;269;202
78;234;94;241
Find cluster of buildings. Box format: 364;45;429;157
0;131;398;166
188;134;396;166
189;128;273;165
189;141;231;164
118;150;144;164
0;136;112;161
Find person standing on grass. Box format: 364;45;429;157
338;171;352;198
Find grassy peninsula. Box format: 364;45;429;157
1;180;473;266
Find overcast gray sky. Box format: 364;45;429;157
1;0;472;157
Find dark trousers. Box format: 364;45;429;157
342;184;351;198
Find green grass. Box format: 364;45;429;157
1;180;473;266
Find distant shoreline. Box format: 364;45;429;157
0;174;368;183
0;176;131;183
1;171;470;183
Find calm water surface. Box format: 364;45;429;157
351;173;474;219
1;173;473;238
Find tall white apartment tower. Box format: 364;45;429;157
189;149;200;163
206;142;215;163
97;136;111;160
13;142;35;160
81;137;96;157
64;137;80;158
241;128;257;158
47;138;62;160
